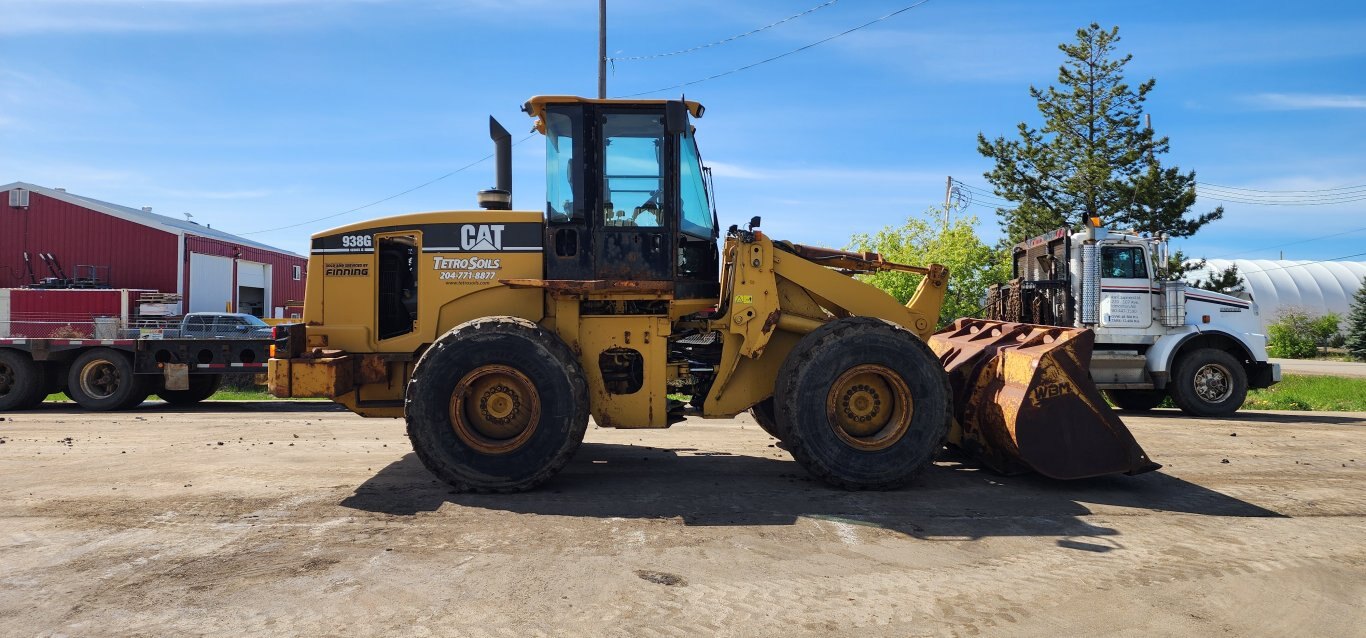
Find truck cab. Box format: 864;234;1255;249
987;222;1280;416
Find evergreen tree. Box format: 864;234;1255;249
978;23;1222;245
1162;250;1203;282
1193;264;1245;294
1346;278;1366;361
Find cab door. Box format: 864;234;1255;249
595;110;673;282
1098;243;1153;328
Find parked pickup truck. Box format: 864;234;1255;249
158;312;275;340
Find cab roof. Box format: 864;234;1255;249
522;95;705;121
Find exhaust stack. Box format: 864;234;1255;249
478;116;513;210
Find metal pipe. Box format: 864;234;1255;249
598;0;607;99
490;116;512;197
776;313;825;335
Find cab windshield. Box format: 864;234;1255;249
679;130;714;237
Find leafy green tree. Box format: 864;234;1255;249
849;210;1010;327
1346;279;1366;361
1309;313;1342;353
1266;310;1318;359
978;23;1222;245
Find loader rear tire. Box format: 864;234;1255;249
1105;389;1166;412
748;398;788;442
405;317;588;493
0;349;44;411
1169;348;1247;417
775;317;952;490
66;348;151;411
158;374;221;405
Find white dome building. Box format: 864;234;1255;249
1186;259;1366;331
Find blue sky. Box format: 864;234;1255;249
2;0;1364;262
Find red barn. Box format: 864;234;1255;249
2;182;306;318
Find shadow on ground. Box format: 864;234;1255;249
340;442;1283;542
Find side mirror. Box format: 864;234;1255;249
747;216;761;231
664;101;688;136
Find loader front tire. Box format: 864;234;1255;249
405;317;588;493
1169;348;1247;417
775;317;952;490
1105;389;1166;412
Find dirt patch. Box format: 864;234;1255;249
0;403;1362;636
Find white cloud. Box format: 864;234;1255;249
704;160;943;185
0;0;579;34
1243;93;1366;110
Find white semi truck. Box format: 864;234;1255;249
984;221;1280;416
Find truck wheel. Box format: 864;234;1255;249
748;398;788;442
405;317;588;493
0;349;44;411
66;348;151;411
1105;389;1166;412
775;317;952;490
158;374;222;405
1169;348;1248;417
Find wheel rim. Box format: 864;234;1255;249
449;365;541;455
0;363;14;397
825;364;913;451
1193;363;1234;404
79;359;122;400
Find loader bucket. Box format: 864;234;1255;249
928;318;1160;480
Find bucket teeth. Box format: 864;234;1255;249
928;318;1160;480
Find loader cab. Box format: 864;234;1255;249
530;96;721;299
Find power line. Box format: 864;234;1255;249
952;179;1016;207
239;134;537;236
1207;226;1366;260
950;178;1366;262
1195;180;1366;194
953;178;1366;206
1197;184;1366;200
1196;191;1366;206
1197;186;1366;199
614;0;935;98
1212;251;1366;275
609;0;839;62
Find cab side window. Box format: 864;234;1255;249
1101;246;1148;279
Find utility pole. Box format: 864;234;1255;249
598;0;607;99
943;176;953;226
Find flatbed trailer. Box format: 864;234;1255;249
0;335;271;412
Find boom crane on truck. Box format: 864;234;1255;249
268;96;1158;492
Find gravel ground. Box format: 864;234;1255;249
1;402;1363;637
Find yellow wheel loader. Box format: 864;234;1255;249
269;96;1157;492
